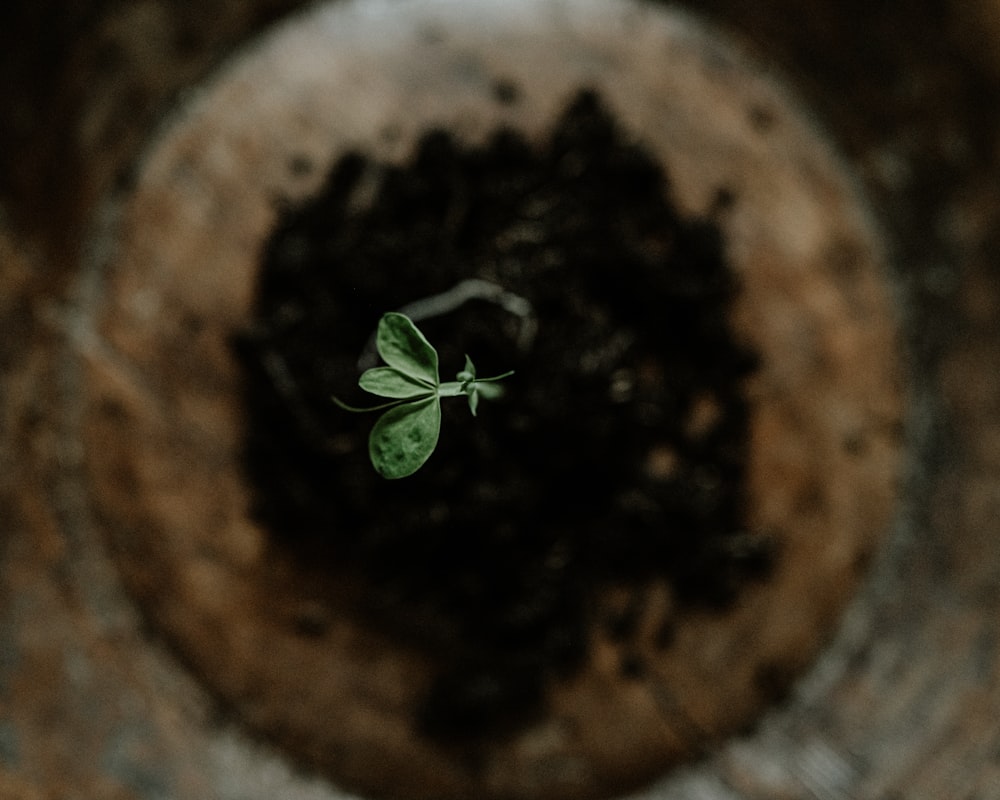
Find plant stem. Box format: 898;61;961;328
358;280;535;369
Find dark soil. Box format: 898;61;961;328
235;90;773;742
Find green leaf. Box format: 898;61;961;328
359;367;435;399
331;395;406;413
368;397;442;479
375;312;439;387
456;355;476;385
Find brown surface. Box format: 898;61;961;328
1;0;1000;799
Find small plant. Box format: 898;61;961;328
334;312;513;479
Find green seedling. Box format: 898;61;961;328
333;312;513;479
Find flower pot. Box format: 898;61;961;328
4;1;999;799
74;1;901;798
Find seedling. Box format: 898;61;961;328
334;312;513;479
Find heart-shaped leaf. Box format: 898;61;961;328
375;312;439;387
368;396;442;479
359;367;435;399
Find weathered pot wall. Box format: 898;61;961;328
2;1;1000;798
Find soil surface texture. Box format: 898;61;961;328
236;90;773;742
